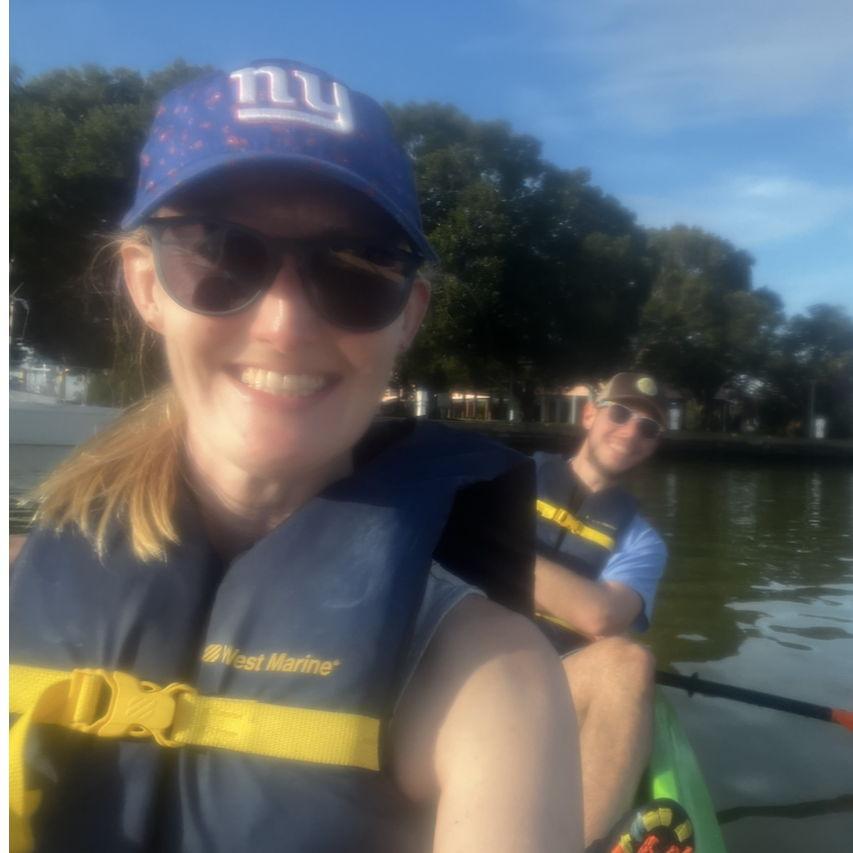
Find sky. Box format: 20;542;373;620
9;0;853;316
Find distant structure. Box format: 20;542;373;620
382;381;687;429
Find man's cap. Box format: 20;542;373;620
598;372;667;425
121;59;437;261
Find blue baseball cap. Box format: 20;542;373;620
122;59;437;261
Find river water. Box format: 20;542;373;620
9;446;853;851
627;458;853;852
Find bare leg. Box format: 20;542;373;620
561;637;655;846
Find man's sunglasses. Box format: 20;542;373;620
143;217;423;332
598;401;664;440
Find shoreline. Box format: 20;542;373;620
426;419;853;461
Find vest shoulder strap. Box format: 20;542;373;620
535;498;617;551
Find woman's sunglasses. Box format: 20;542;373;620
598;401;664;440
143;216;423;332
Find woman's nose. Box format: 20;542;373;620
247;255;321;348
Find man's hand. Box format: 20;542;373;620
391;596;583;853
534;555;643;638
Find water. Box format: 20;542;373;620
9;447;853;850
627;459;853;852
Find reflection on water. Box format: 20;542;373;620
807;470;824;530
628;459;853;852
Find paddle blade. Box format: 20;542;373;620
831;708;853;732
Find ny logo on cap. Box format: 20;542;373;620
229;65;354;134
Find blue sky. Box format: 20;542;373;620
10;0;853;316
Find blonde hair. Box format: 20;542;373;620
31;229;186;563
31;387;187;562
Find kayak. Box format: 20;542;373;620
639;692;727;852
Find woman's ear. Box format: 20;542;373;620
121;242;165;334
398;276;431;352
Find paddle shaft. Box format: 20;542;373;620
656;670;853;731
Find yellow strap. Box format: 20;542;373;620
534;611;577;633
10;664;380;852
536;499;615;551
170;692;379;767
9;666;90;852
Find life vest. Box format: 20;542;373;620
532;451;637;653
10;420;535;853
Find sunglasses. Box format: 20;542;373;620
143;216;423;332
598;401;664;440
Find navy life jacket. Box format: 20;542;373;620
11;420;535;853
532;451;636;653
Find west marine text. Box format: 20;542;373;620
202;643;341;677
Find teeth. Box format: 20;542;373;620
239;368;328;396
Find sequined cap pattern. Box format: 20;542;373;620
122;58;435;261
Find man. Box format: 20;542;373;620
533;372;668;846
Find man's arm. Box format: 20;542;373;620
534;519;666;638
391;595;583;853
535;556;642;638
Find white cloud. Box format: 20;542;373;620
626;174;853;246
525;0;853;131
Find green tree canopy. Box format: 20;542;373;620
10;61;848;436
388;103;653;412
634;226;785;424
10;62;212;370
761;304;853;437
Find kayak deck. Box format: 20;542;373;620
640;692;727;852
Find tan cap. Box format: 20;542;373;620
598;372;667;425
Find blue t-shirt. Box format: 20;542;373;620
599;513;666;631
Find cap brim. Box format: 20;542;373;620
121;152;438;263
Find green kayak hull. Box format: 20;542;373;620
639;693;727;852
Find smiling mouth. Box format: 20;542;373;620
608;442;639;458
239;367;332;397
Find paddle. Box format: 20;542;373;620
656;670;853;732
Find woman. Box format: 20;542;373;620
11;59;581;852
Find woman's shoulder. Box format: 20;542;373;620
395;563;484;705
402;562;557;707
389;577;577;845
420;589;560;673
397;562;564;744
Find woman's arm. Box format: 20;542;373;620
391;596;583;853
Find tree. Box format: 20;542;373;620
634;226;784;426
760;304;853;438
389;103;653;414
14;63;828;434
10;62;212;377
